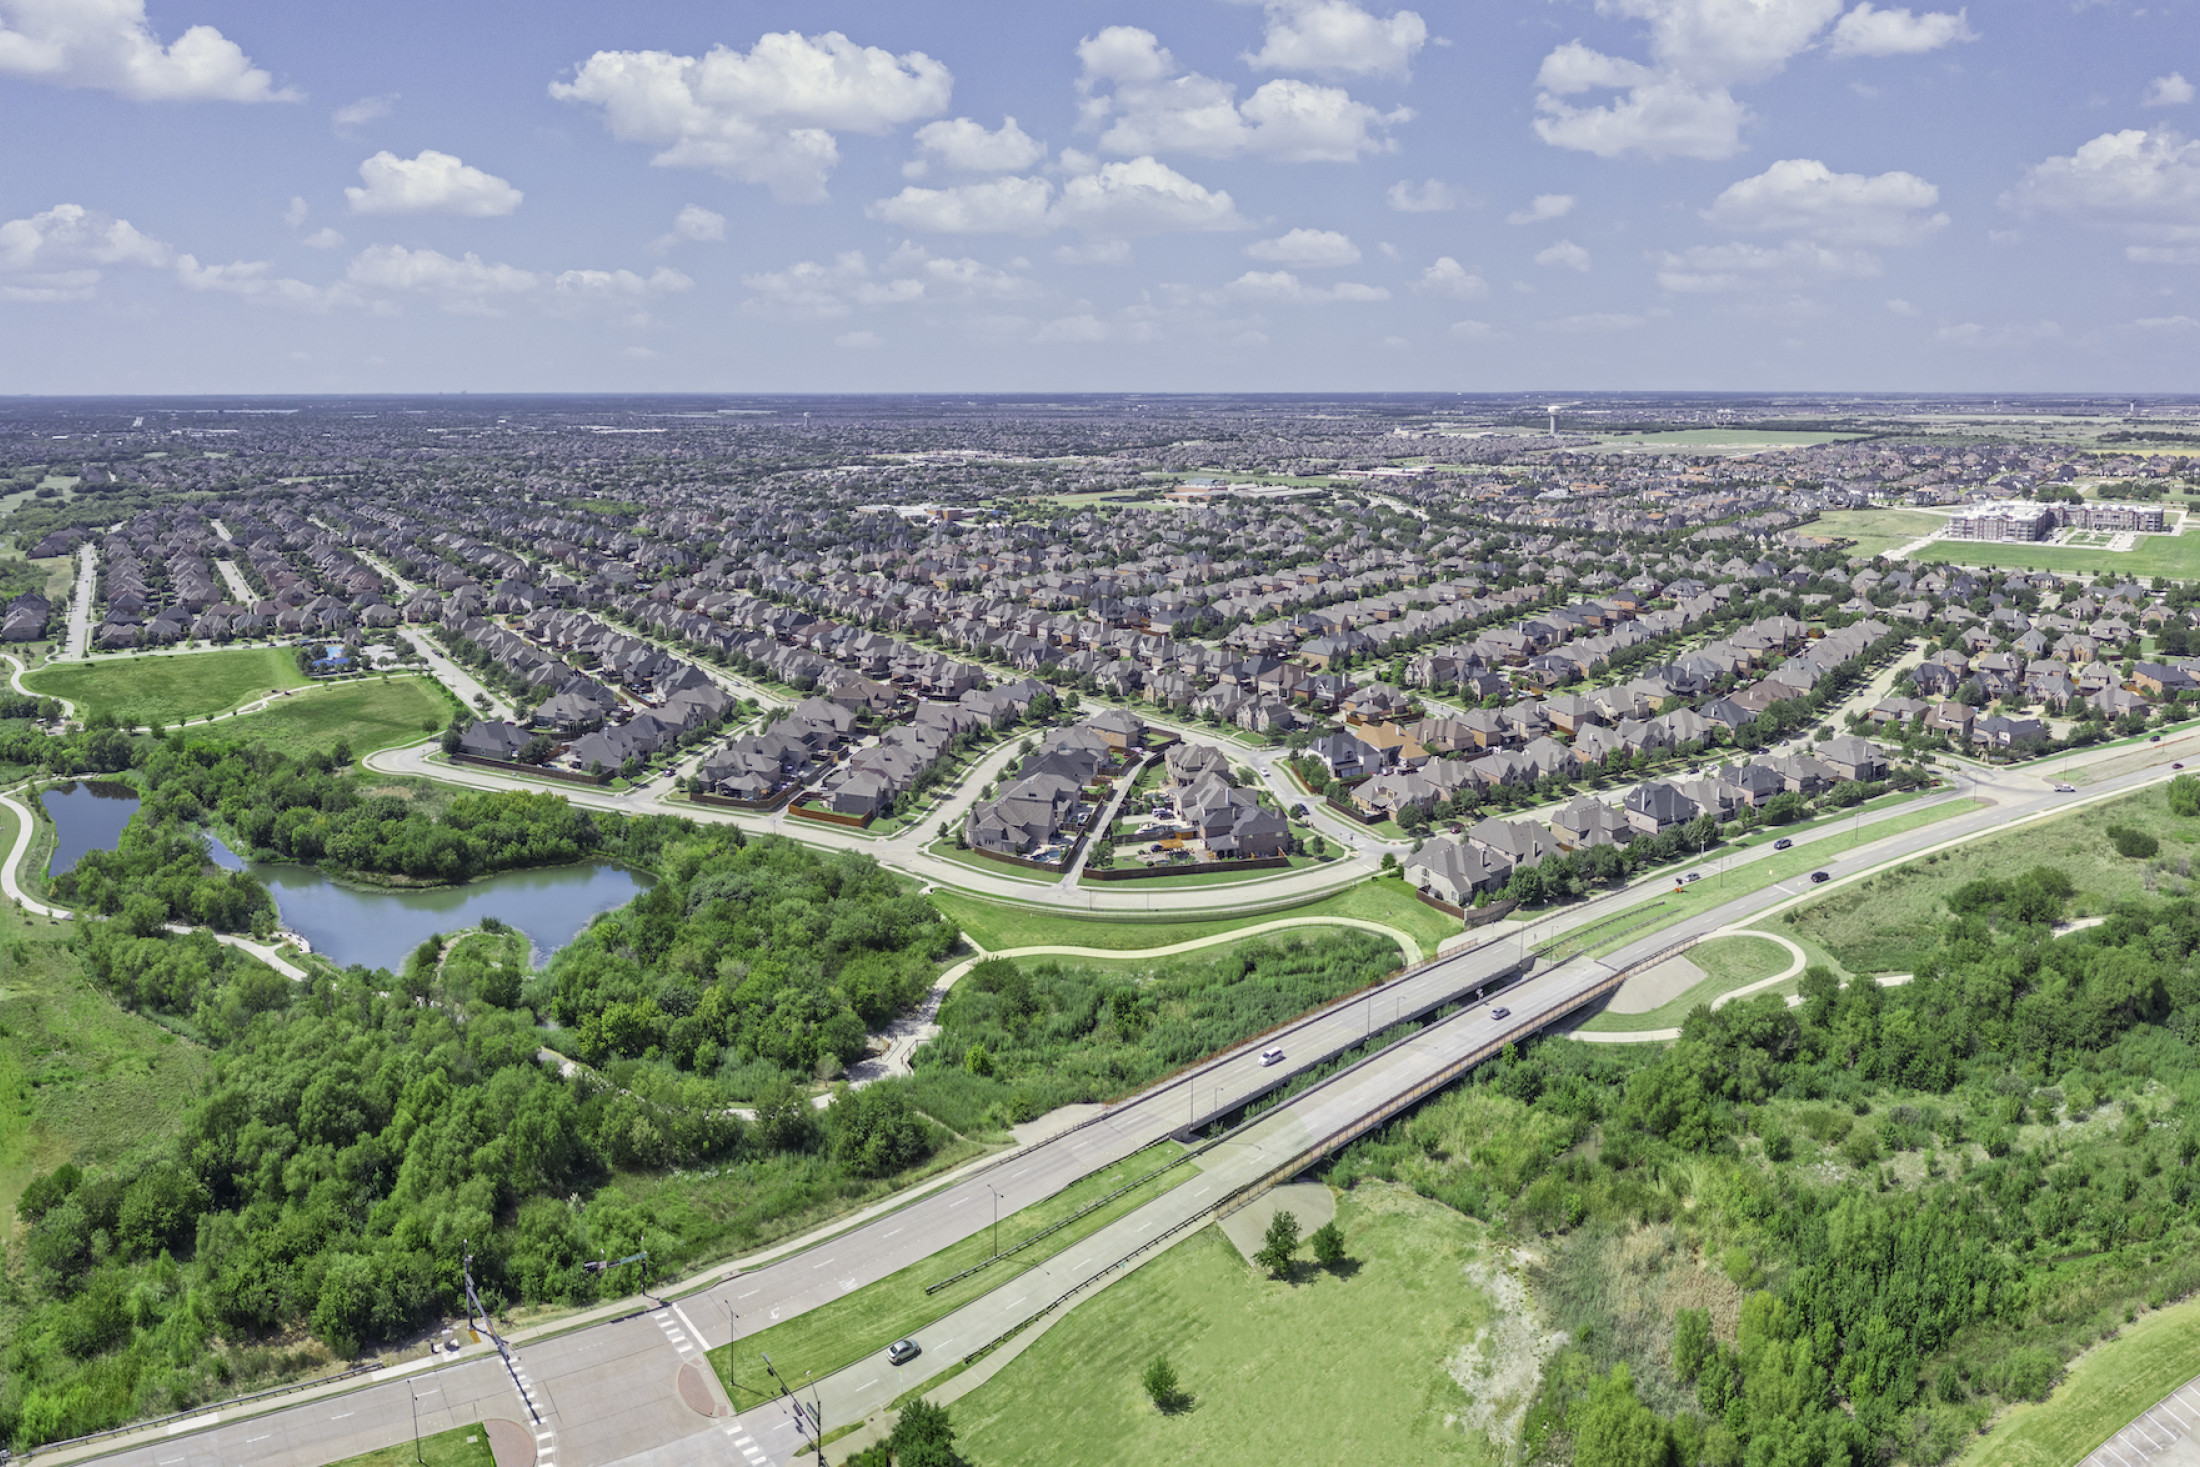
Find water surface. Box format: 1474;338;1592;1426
44;780;140;876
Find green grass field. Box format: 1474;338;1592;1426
952;1183;1506;1465
1782;785;2191;973
1811;508;1949;559
708;1143;1191;1410
929;877;1458;960
1578;933;1796;1033
206;676;459;761
0;796;213;1228
25;646;305;726
326;1423;497;1467
1958;1294;2200;1467
1919;531;2200;581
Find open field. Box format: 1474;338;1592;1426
952;1183;1506;1466
1811;508;1948;559
1781;785;2190;973
708;1143;1191;1411
1577;933;1794;1033
1599;429;1871;451
24;646;305;725
0;796;214;1228
206;676;459;761
1958;1294;2200;1467
1919;532;2200;581
327;1423;498;1467
930;876;1458;959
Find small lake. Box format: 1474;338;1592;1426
204;835;648;970
38;784;647;969
44;780;140;876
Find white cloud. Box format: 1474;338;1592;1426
1219;269;1390;303
346;150;523;217
1033;313;1112;342
332;93;396;132
1885;297;1918;315
1245;1;1429;78
302;227;344;249
1386;179;1457;212
1449;319;1498;339
0;202;331;306
872;175;1057;234
1535;239;1593;271
346;243;689;314
1059;157;1249;234
835;330;883;349
1246;227;1360;266
1530;0;1884;161
1934;319;2061;347
1054;240;1132;265
1414;257;1487;297
906;116;1046;177
1827;4;1976;59
2003;129;2200;243
872;156;1245;237
1507;194;1575;225
2143;74;2196;109
739;246;1040;321
659;204;727;248
283;195;310;228
1534;71;1749;160
1702;158;1947;245
0;0;295;102
552;30;953;203
2135;314;2200;332
2128;245;2200;265
1078;26;1408;162
1654;239;1880;291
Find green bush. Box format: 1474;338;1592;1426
2106;824;2160;858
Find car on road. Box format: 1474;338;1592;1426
2177;763;2187;771
2054;783;2076;792
888;1338;921;1365
2152;735;2164;743
1772;837;1793;851
1490;1006;1511;1020
1680;871;1702;884
1809;871;1830;883
1260;1046;1285;1066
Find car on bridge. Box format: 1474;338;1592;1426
1261;1046;1285;1066
1489;1006;1510;1020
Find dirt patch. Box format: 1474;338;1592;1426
1447;1243;1567;1462
1219;1181;1335;1264
1607;954;1707;1014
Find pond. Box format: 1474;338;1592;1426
204;834;648;970
44;780;140;876
38;783;647;969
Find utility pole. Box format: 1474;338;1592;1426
410;1385;424;1465
988;1184;1002;1260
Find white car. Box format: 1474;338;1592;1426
1260;1047;1285;1067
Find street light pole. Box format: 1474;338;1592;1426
988;1185;1002;1260
410;1386;424;1466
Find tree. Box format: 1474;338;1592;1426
1255;1208;1300;1277
1309;1219;1346;1267
1573;1364;1673;1467
888;1399;970;1466
1672;1307;1712;1382
1143;1354;1188;1413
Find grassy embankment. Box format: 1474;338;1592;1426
327;1424;497;1467
952;1184;1511;1465
707;1143;1192;1410
929;875;1459;961
1958;1293;2200;1466
1782;783;2195;974
1575;934;1794;1034
25;646;304;725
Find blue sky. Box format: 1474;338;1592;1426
0;0;2194;394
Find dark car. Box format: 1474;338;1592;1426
1772;837;1793;851
1809;871;1830;884
2152;735;2164;743
888;1338;921;1365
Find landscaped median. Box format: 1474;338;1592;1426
706;1142;1195;1411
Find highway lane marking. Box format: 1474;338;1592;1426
811;1257;836;1268
331;1411;354;1419
882;1227;904;1238
949;1195;970;1207
739;1289;760;1298
245;1434;270;1443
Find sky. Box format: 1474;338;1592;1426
0;0;2195;395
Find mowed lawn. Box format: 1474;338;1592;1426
1921;530;2200;581
929;876;1457;959
326;1424;497;1467
25;646;304;725
1578;932;1795;1033
1959;1295;2200;1467
952;1184;1505;1466
206;676;456;761
1781;785;2191;973
1812;508;1949;559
